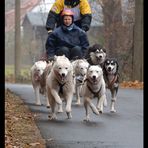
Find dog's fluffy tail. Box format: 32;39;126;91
89;102;100;115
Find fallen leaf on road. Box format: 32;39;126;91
29;142;41;146
47;138;54;141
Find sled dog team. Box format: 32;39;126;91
31;44;119;121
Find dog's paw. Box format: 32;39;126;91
97;108;103;114
99;110;103;114
46;102;50;108
48;114;57;120
90;104;100;115
75;101;81;105
110;109;116;113
36;102;42;106
46;105;50;108
83;117;90;122
57;105;63;113
66;112;72;119
57;109;63;113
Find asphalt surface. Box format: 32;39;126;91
6;83;143;148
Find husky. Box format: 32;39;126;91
72;59;89;105
103;58;119;113
31;60;53;107
46;55;74;120
85;44;107;67
83;65;106;121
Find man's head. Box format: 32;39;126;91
61;9;74;26
64;0;80;8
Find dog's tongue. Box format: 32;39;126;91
61;75;66;81
107;69;112;72
34;73;40;81
92;77;97;83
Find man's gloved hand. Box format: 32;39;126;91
81;26;88;32
47;29;53;35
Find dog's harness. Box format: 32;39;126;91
58;82;66;94
54;70;66;94
86;78;102;97
75;74;85;85
107;74;119;89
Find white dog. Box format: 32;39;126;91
31;60;52;107
46;55;74;120
72;59;89;105
83;65;106;121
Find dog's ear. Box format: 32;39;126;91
102;48;106;53
110;58;119;74
99;66;103;75
112;58;118;64
93;44;103;50
115;60;119;73
104;58;109;63
54;55;57;60
69;63;74;72
34;61;41;68
97;65;102;68
103;59;108;72
97;65;103;73
88;46;93;52
62;55;66;58
83;58;87;62
93;44;101;48
87;61;90;67
87;65;91;70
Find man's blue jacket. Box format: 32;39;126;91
46;24;89;57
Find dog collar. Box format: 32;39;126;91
86;77;102;96
58;82;66;94
87;83;102;97
107;74;118;89
53;70;66;94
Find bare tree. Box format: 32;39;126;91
98;0;135;81
15;0;21;82
101;0;123;55
132;0;143;81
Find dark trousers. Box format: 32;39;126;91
56;46;83;60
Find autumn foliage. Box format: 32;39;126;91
5;89;46;148
120;80;143;89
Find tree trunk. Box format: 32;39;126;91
102;0;123;56
132;0;143;81
15;0;21;82
101;0;135;81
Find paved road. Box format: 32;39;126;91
6;83;143;148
